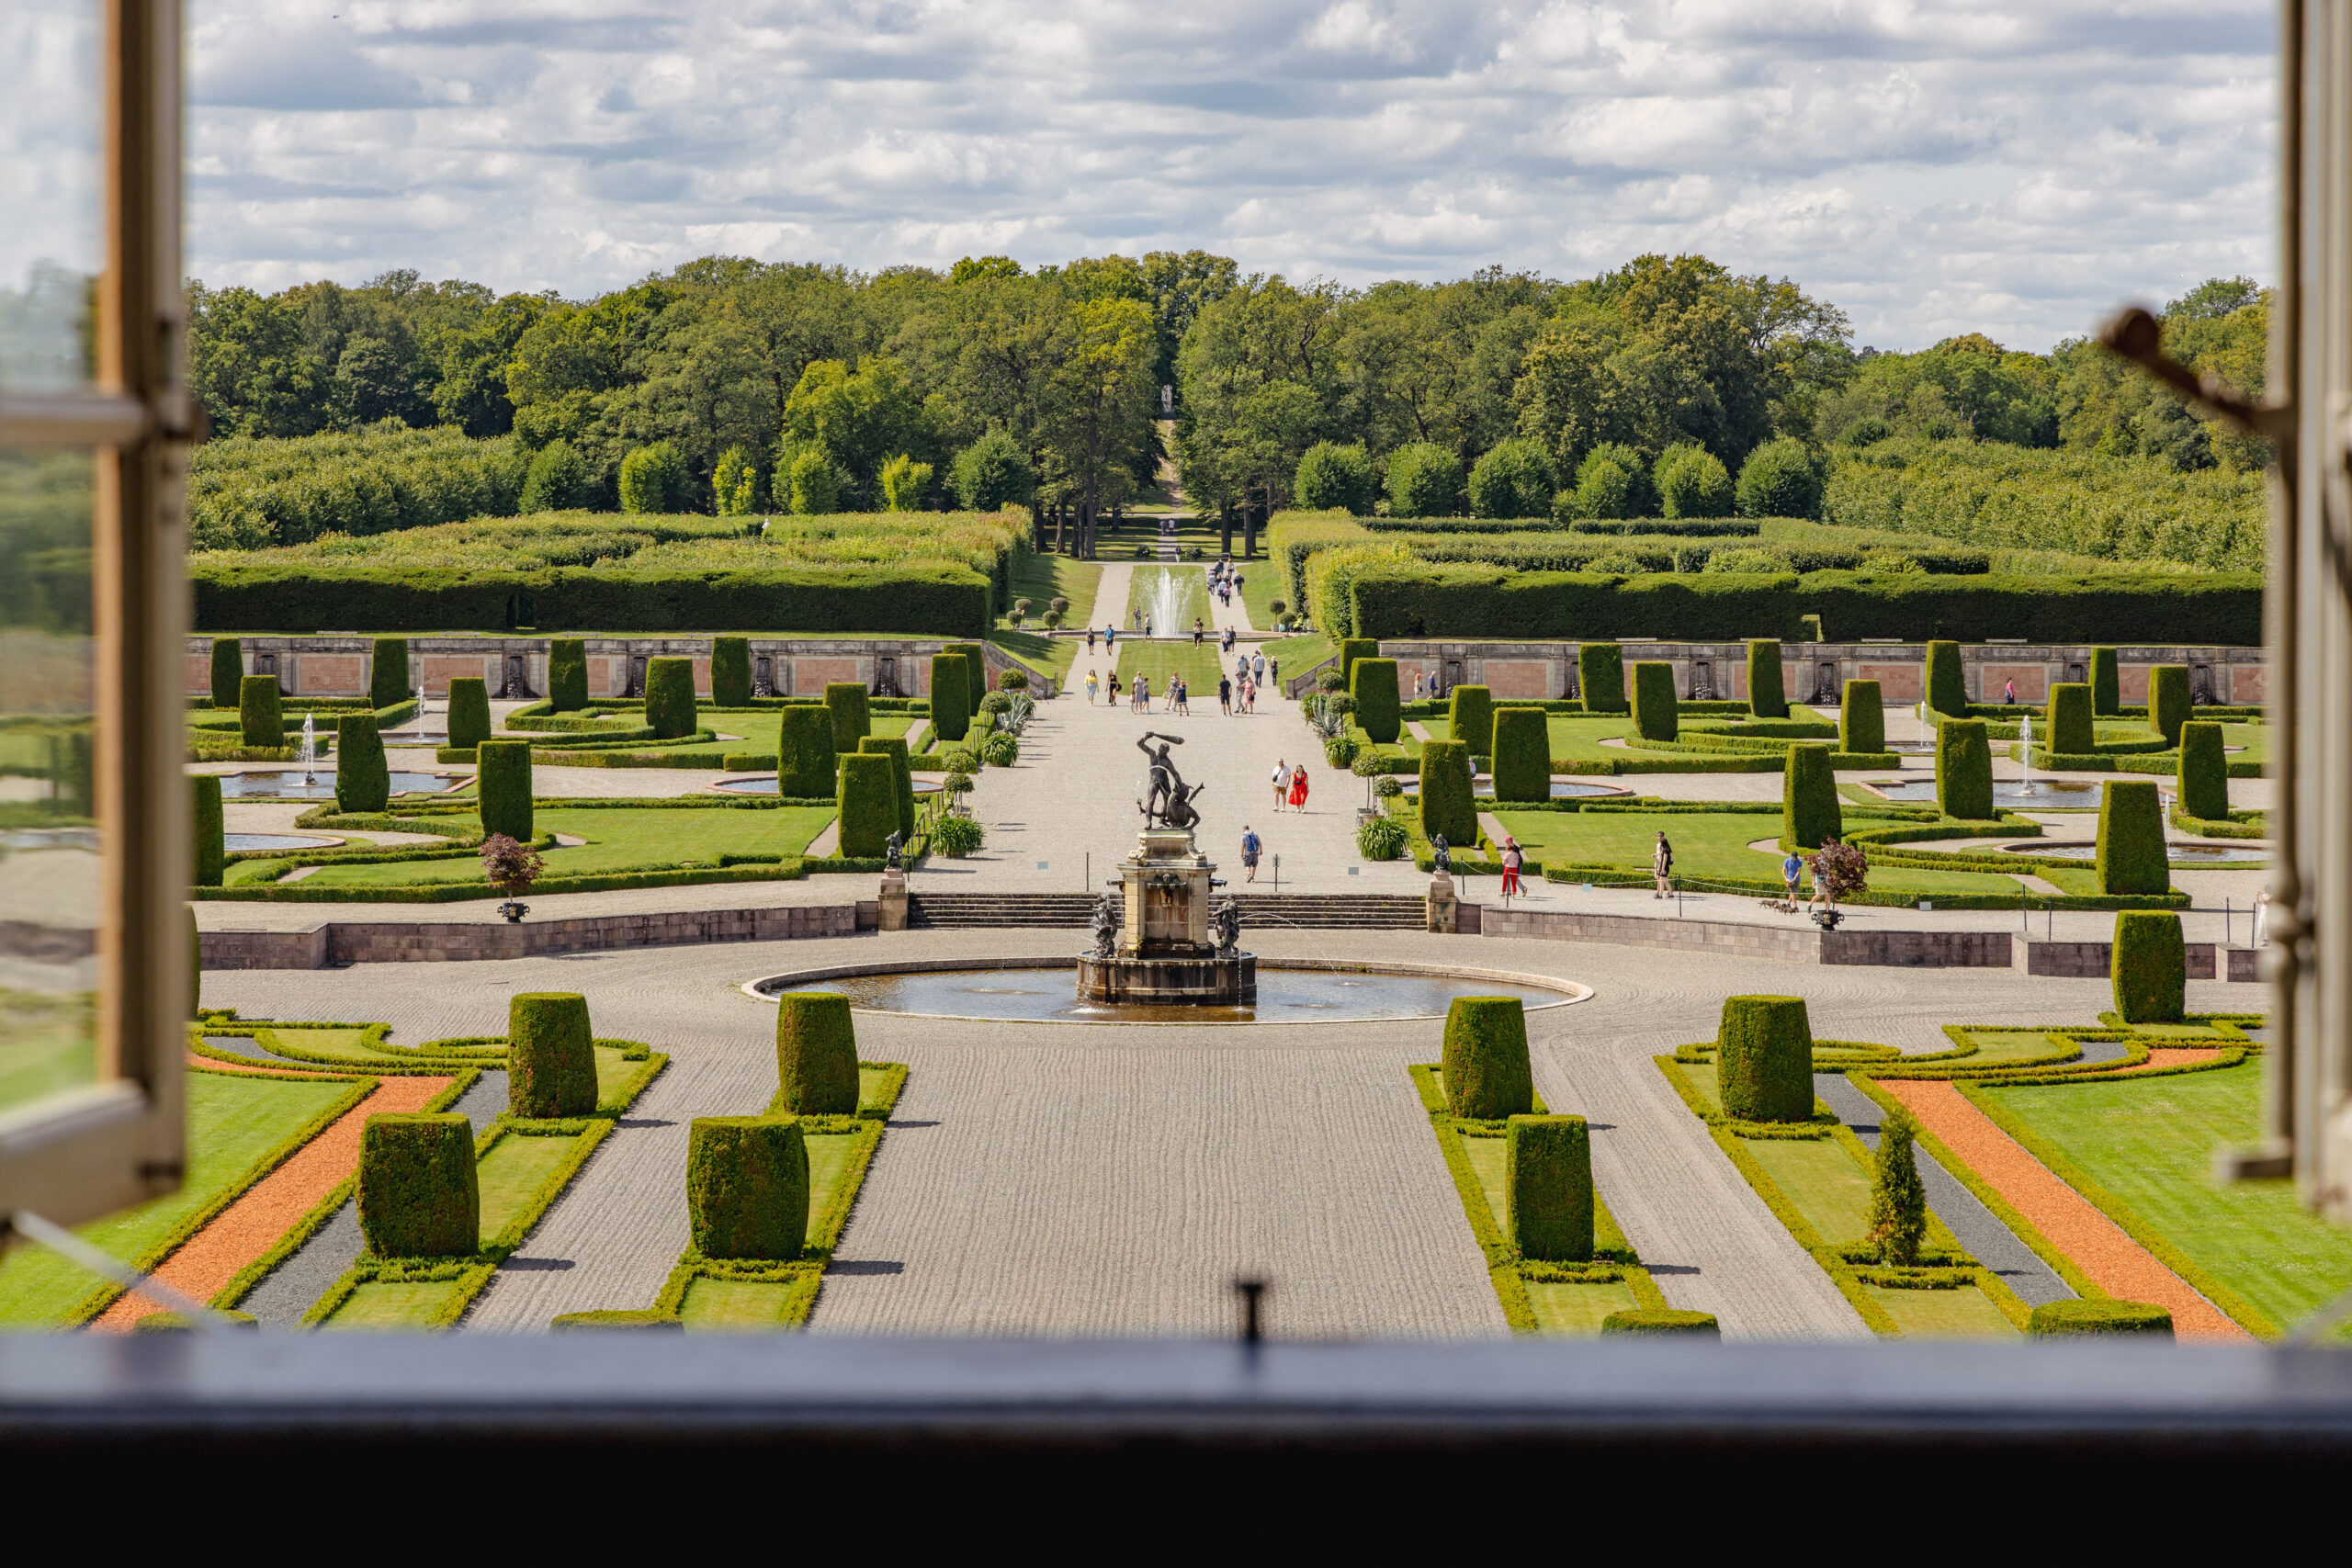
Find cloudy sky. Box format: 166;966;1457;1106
168;1;2274;350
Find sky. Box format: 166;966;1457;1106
15;1;2285;357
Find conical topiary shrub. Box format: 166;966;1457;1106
1339;637;1379;690
826;682;871;750
1925;639;1966;718
239;675;282;749
687;1116;809;1260
507;992;597;1118
710;637;752;707
1351;658;1401;745
1577;642;1626;714
210;637;243;708
1448;685;1493;760
2148;663;2189;746
1506;1113;1593;1261
946;643;989;722
644;657;697;739
2112;909;2187;1023
368;637;411;711
859;735;915;840
1935;717;1992;820
2096;780;2169;896
777;705;836;796
477;739;534;844
447;677;492;750
192;774;225;887
1717;995;1813;1122
547;637;588;712
1490;707;1549;802
357;1112;479;1258
1746;638;1787;719
2178;720;2229;821
1441;996;1532;1120
1839;680;1883;755
1782;743;1840;850
837;752;898;859
2089;647;2120;716
335;713;389;814
2047;682;2094;755
775;991;860;1113
928;656;968;744
1418;739;1477;849
1630;661;1677;741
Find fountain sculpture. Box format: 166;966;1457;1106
1075;731;1256;1005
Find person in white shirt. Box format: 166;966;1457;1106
1272;760;1290;811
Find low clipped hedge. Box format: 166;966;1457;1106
2027;1299;2172;1337
547;637;588;712
508;992;597;1118
334;714;390;814
860;735;915;840
2097;780;2170;896
1936;718;1993;821
1419;739;1477;847
2148;663;2189;745
1490;707;1550;802
837;752;898;860
1449;684;1494;758
1839;679;1883;755
687;1116;810;1260
777;705;836;795
477;739;534;842
2177;720;2229;821
1630;661;1678;741
1442;997;1532;1119
826;682;872;750
192;775;225;886
1600;1308;1720;1336
239;675;282;748
928;655;968;744
644;657;697;739
357;1112;479;1258
1577;641;1626;713
1747;638;1787;719
1506;1113;1593;1262
1782;743;1839;850
1925;639;1966;718
1352;657;1401;745
2112;910;2188;1024
210;637;243;707
775;992;860;1114
368;637;410;709
2090;646;2120;715
447;677;492;750
1717;995;1813;1122
711;636;752;707
2047;682;2095;754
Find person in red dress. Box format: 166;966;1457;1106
1288;764;1309;811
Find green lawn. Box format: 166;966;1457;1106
476;1131;584;1235
1525;1279;1641;1333
997;552;1103;636
325;1280;474;1329
286;805;836;889
1235;554;1288;627
1867;1282;2017;1337
1114;638;1231;702
502;711;910;760
1493;808;2022;895
1982;1062;2352;1334
1261;633;1333;682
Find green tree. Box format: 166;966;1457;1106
1735;438;1825;518
617;441;689;513
712;446;762;513
947;430;1036;511
878;453;933;511
1384;442;1461;518
1465;436;1555;518
1294;441;1376;513
520;439;588;513
1866;1104;1928;1267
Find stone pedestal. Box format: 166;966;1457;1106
876;869;909;932
1426;871;1458;933
1076;827;1251;1007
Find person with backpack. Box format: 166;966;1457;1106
1240;825;1261;882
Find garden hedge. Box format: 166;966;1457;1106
1506;1113;1593;1262
447;677;491;750
826;682;872;751
777;705;837;795
334;714;390;814
2178;720;2229;821
1490;707;1551;802
775;991;860;1114
477;739;534;843
1782;743;1840;850
838;752;899;859
643;657;697;739
357;1113;479;1258
2149;663;2189;745
1600;1308;1720;1336
507;991;597;1117
2112;909;2188;1023
1717;995;1813;1122
1746;638;1787;719
1442;997;1532;1119
547;637;588;712
928;656;968;743
2097;780;2170;896
2048;682;2095;755
2090;647;2120;715
1577;642;1627;714
859;735;915;840
1449;684;1494;758
1630;661;1678;741
2027;1299;2173;1337
1351;658;1401;745
710;637;752;707
209;637;243;707
1339;637;1379;690
1419;739;1478;848
687;1116;809;1260
238;675;282;749
192;774;224;886
1839;679;1883;755
946;642;989;721
368;637;410;709
1936;718;1993;821
1925;639;1966;718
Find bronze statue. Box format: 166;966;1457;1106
1136;731;1205;830
884;830;903;870
1212;897;1241;957
1430;834;1453;874
1088;891;1121;959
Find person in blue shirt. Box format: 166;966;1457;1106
1781;849;1804;906
1240;826;1262;882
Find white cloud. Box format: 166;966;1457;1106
180;0;2275;350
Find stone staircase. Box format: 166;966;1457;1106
906;892;1425;931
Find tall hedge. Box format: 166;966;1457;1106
1490;708;1550;803
547;637;588;712
192;774;225;887
507;991;597;1118
2096;780;2170;896
688;1116;809;1260
2112;910;2187;1024
2148;663;2189;745
1351;658;1401;745
2090;646;2120;715
1449;684;1494;758
777;705;837;796
826;682;872;751
1339;637;1379;689
1442;997;1533;1119
644;657;697;739
368;637;410;709
775;992;860;1114
209;637;243;708
1718;995;1814;1122
447;676;491;750
1630;661;1678;741
1577;642;1627;714
334;714;390;814
2047;682;2094;755
946;642;989;720
859;735;916;840
1782;743;1840;850
927;657;969;744
1419;739;1477;847
1936;718;1993;820
238;674;282;749
838;752;899;860
356;1113;479;1258
711;637;752;707
2178;720;2229;820
477;739;534;843
1839;679;1883;755
1925;639;1967;717
1506;1114;1593;1262
1746;638;1788;719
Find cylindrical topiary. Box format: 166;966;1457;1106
2047;682;2094;755
644;657;697;739
777;705;837;796
1351;658;1401;745
687;1116;809;1260
837;752;899;860
546;637;588;712
1746;638;1787;719
192;774;225;887
826;682;872;751
775;991;860;1114
1418;739;1477;848
928;657;969;743
2096;780;2170;896
2027;1299;2173;1337
1601;1309;1719;1336
709;637;752;707
1782;743;1840;850
1339;637;1379;691
1490;707;1550;802
2089;647;2120;716
2178;720;2229;821
1506;1113;1593;1262
1717;995;1814;1122
859;735;915;840
188;904;201;1019
1577;642;1626;714
477;739;534;844
2111;909;2188;1023
1441;996;1533;1120
335;714;390;814
447;676;492;750
210;637;243;708
1448;685;1493;760
1630;661;1678;741
1924;639;1966;717
945;642;989;722
357;1112;480;1258
368;637;410;710
1935;717;1993;820
1839;679;1883;755
238;674;283;749
2148;663;2189;746
507;991;597;1118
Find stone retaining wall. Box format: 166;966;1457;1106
1475;905;2008;966
201;902;862;969
2019;938;2258;982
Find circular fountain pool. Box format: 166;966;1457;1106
1865;778;2102;807
713;774;944;796
214;770;460;799
2002;840;2268;865
1399;779;1623;800
225;832;344;852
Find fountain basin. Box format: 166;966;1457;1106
381;731;450;746
1076;952;1256;1006
1401;779;1623;800
1999;840;2268;865
712;774;943;797
1864;779;2102;807
226;832;345;852
213;770;461;799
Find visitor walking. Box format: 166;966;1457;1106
1085;669;1100;705
1252;652;1266;686
1107;671;1121;705
1413;670;1425;699
1193;619;1204;647
1144;615;1153;637
1652;831;1674;898
1105;625;1115;651
1219;675;1232;715
1499;837;1523;897
2003;679;2016;705
1133;672;1148;713
1270;658;1280;688
1132;610;1142;634
1241;825;1261;882
1781;848;1804;908
1288;763;1309;812
1242;676;1256;714
1272;760;1290;811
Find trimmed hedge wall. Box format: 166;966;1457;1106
2112;910;2188;1023
1419;739;1477;847
2028;1299;2173;1337
1506;1113;1594;1262
2178;720;2229;821
192;774;225;886
1577;642;1626;714
644;657;697;739
2048;682;2094;755
1339;637;1379;690
334;714;390;814
210;637;243;707
1925;639;1966;718
1490;707;1551;802
368;637;410;709
775;992;860;1114
477;739;534;842
1441;997;1532;1119
508;992;597;1117
2097;780;2170;896
1449;685;1494;758
826;682;871;751
239;675;282;749
928;656;968;744
2090;646;2120;715
547;637;588;712
1630;661;1678;741
1747;638;1787;719
1601;1308;1720;1336
1935;718;1993;821
1839;679;1883;755
777;705;836;796
1351;658;1401;745
1782;743;1840;850
710;637;752;707
687;1116;809;1260
357;1113;479;1258
447;677;491;750
859;735;915;840
1717;995;1813;1122
838;752;898;859
2149;663;2189;745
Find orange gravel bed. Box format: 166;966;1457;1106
1879;1079;2251;1342
2120;1047;2224;1074
89;1070;456;1332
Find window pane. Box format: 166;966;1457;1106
0;2;100;393
0;447;96;1113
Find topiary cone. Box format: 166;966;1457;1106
1838;679;1883;755
1448;684;1493;758
688;1116;809;1260
477;739;534;844
192;774;225;887
1746;638;1787;719
447;677;492;750
826;682;872;750
2096;780;2169;896
1630;661;1678;741
210;637;243;709
1441;996;1532;1120
927;657;968;743
2089;648;2120;716
1924;639;1966;718
777;705;836;796
547;637;588;712
1351;658;1401;746
2111;909;2187;1023
1577;642;1625;714
644;657;697;739
710;637;752;707
335;713;389;814
1782;743;1840;850
1935;717;1993;821
1490;707;1550;802
775;992;860;1114
357;1112;480;1258
507;991;597;1118
859;735;916;840
2148;663;2189;746
2047;682;2095;756
2177;720;2229;822
1418;739;1477;849
238;675;282;750
1506;1114;1593;1261
837;752;899;860
1717;995;1814;1122
368;637;411;711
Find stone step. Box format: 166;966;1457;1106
906;892;1426;930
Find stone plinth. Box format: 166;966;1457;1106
1076;953;1257;1005
876;870;909;932
1120;829;1215;956
1426;872;1458;933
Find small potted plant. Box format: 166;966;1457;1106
481;831;545;922
1809;838;1867;930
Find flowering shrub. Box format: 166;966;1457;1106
1810;839;1868;903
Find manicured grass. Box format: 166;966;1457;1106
510;712;911;760
1125;565;1212;637
288;806;836;888
324;1280;472;1328
1743;1138;1875;1245
680;1276;802;1328
477;1131;584;1235
1114;638;1230;702
1866;1282;2018;1337
1261;632;1333;678
1982;1061;2352;1333
1493;808;2022;895
997;552;1102;637
1525;1279;1641;1333
1949;1030;2080;1067
1236;554;1288;627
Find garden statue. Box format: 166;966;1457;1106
1430;834;1453;874
1213;897;1241;957
1136;731;1204;830
1088;892;1121;959
884;830;902;871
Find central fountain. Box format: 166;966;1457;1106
1075;730;1256;1006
